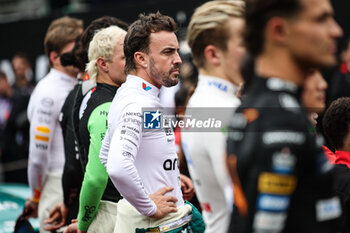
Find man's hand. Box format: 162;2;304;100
63;219;79;233
44;202;69;231
149;186;178;219
24;198;38;219
180;174;195;201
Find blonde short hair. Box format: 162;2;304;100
86;25;126;82
187;0;244;68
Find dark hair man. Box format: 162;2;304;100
226;0;343;232
99;12;204;233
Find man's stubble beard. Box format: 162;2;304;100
149;57;178;88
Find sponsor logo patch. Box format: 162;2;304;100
262;131;305;145
163;158;179;171
207;80;227;92
82;206;96;222
258;172;297;195
35;135;49;142
41;98;54;108
38;117;51;124
100;110;108;116
35;143;48;150
37;109;52;116
122;151;132;158
257;194;290;212
123;112;142;117
316;197;342;222
272;148;296;174
253;211;287;232
36;126;50;134
123;117;142;125
121;129;138;140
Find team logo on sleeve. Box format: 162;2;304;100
143;110;161;129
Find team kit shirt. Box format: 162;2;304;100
227;76;342;233
27;68;76;201
77;83;122;231
100;75;184;216
181;75;240;233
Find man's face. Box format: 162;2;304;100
12;57;29;79
147;31;182;88
221;17;246;85
301;70;327;114
60;41;80;78
108;35;126;86
286;0;343;69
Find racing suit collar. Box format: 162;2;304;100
126;74;160;97
198;75;239;96
96;82;119;92
335;150;350;169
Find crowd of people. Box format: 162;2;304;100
1;0;350;232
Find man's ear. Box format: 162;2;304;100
204;45;221;66
134;51;148;69
266;17;288;46
97;57;108;73
49;51;60;66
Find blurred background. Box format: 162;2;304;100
0;1;349;231
0;0;210;84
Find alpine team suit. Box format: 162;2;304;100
100;75;204;233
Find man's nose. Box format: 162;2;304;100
174;52;182;65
